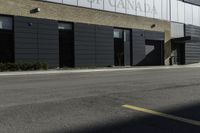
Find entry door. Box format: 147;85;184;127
114;29;131;66
114;38;124;66
114;29;124;66
172;43;185;65
59;23;74;68
0;30;14;63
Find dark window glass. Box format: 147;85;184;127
0;16;13;30
114;29;123;39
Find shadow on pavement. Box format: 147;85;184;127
49;103;200;133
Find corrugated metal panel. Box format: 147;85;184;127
74;23;114;67
145;31;164;40
185;25;200;64
38;19;59;67
95;25;114;66
132;29;145;66
74;23;96;67
14;16;59;67
14;17;38;64
132;29;164;66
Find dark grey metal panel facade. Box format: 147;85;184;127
38;19;59;67
13;17;166;68
95;25;114;66
124;30;131;66
132;29;164;66
185;25;200;64
184;0;200;5
14;17;38;63
124;41;131;66
132;29;145;66
145;31;164;40
74;23;114;67
14;16;59;67
74;23;96;67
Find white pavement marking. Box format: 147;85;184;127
123;105;200;126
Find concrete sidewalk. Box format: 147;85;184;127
0;64;200;76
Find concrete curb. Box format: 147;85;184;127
0;65;200;76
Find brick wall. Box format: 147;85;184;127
0;0;170;32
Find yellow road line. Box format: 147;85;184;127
122;104;200;126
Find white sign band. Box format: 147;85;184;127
43;0;200;27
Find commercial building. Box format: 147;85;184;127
0;0;200;67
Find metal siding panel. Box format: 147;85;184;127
124;41;131;66
74;23;96;67
132;29;145;66
38;19;59;67
185;25;200;64
95;25;114;66
14;16;38;64
74;23;114;67
14;16;59;67
145;31;164;40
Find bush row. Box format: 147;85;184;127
0;62;48;72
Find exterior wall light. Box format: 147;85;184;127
151;24;156;29
30;8;41;14
28;22;33;26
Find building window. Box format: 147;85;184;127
58;23;73;30
114;29;123;39
0;16;13;30
114;28;131;66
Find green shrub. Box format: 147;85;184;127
32;62;48;70
33;62;42;70
20;63;33;71
0;62;48;72
6;63;19;71
41;63;48;70
0;63;6;72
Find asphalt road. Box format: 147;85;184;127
0;67;200;133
